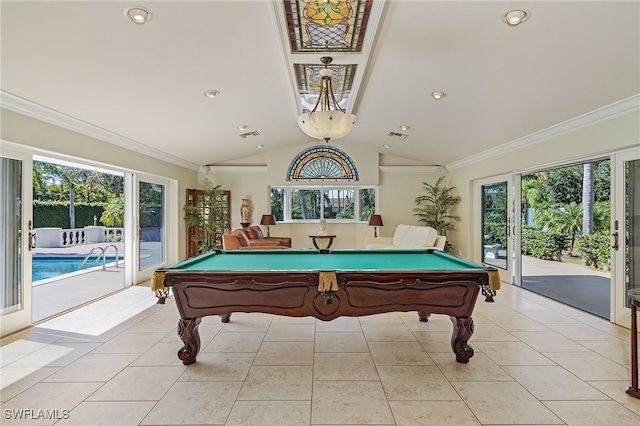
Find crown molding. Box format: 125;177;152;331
445;94;640;171
1;90;200;171
379;165;443;173
202;165;267;173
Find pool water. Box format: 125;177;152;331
32;255;123;281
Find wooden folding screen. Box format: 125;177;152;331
185;188;231;258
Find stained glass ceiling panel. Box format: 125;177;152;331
284;0;373;53
295;63;357;113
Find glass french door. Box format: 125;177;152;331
132;175;171;283
476;175;516;284
612;149;640;327
1;144;33;336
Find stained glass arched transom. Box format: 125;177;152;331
287;145;359;181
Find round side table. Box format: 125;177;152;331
309;234;336;250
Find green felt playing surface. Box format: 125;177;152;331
167;249;485;272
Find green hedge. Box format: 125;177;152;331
522;227;568;261
483;222;508;247
34;200;105;228
575;232;611;270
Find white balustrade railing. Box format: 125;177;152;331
34;226;124;248
104;227;124;242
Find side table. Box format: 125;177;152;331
627;288;640;399
309;234;336;250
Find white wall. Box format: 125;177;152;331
9;105;634;258
448;110;640;261
1;108;198;261
204;143;444;248
206;110;639;253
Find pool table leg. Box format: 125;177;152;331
418;312;431;322
177;317;202;365
482;286;496;302
220;313;231;323
450;316;475;363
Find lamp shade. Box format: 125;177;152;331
368;214;383;227
260;214;276;226
297;110;357;141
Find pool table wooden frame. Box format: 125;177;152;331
158;250;494;365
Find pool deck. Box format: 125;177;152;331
32;242;126;323
33;241;125;256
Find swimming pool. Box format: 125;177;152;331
32;254;124;281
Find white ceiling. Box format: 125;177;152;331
2;1;639;171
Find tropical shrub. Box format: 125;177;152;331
100;195;124;227
575;232;610;270
522;227;567;261
413;176;461;253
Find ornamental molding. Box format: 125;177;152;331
1;90;199;171
446;95;640;171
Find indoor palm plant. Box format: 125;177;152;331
413;176;461;252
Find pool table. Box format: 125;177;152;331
153;249;500;365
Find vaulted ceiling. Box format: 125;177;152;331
2;1;638;171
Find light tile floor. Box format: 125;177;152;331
1;284;640;425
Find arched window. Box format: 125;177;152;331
287;145;359;181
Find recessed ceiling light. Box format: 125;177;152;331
204;90;220;99
383;144;392;149
237;125;248;131
256;145;264;149
399;125;411;131
503;10;529;26
431;91;446;100
124;7;152;25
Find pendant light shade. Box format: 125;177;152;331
297;57;356;142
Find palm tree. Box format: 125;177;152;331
546;202;583;254
581;162;594;265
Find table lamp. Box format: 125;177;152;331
260;214;276;237
368;214;383;237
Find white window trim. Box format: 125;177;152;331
271;185;377;223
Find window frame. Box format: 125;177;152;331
271;185;377;223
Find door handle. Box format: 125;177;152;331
611;219;619;251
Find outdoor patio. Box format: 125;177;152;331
32;242;126;323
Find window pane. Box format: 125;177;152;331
291;189;321;219
324;189;355;219
360;188;376;221
482;182;507;269
1;158;22;314
270;188;284;221
139;181;165;270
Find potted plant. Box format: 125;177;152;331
413;176;461;253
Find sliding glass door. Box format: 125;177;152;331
612;149;640;327
133;174;172;283
476;175;515;284
1;145;33;336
